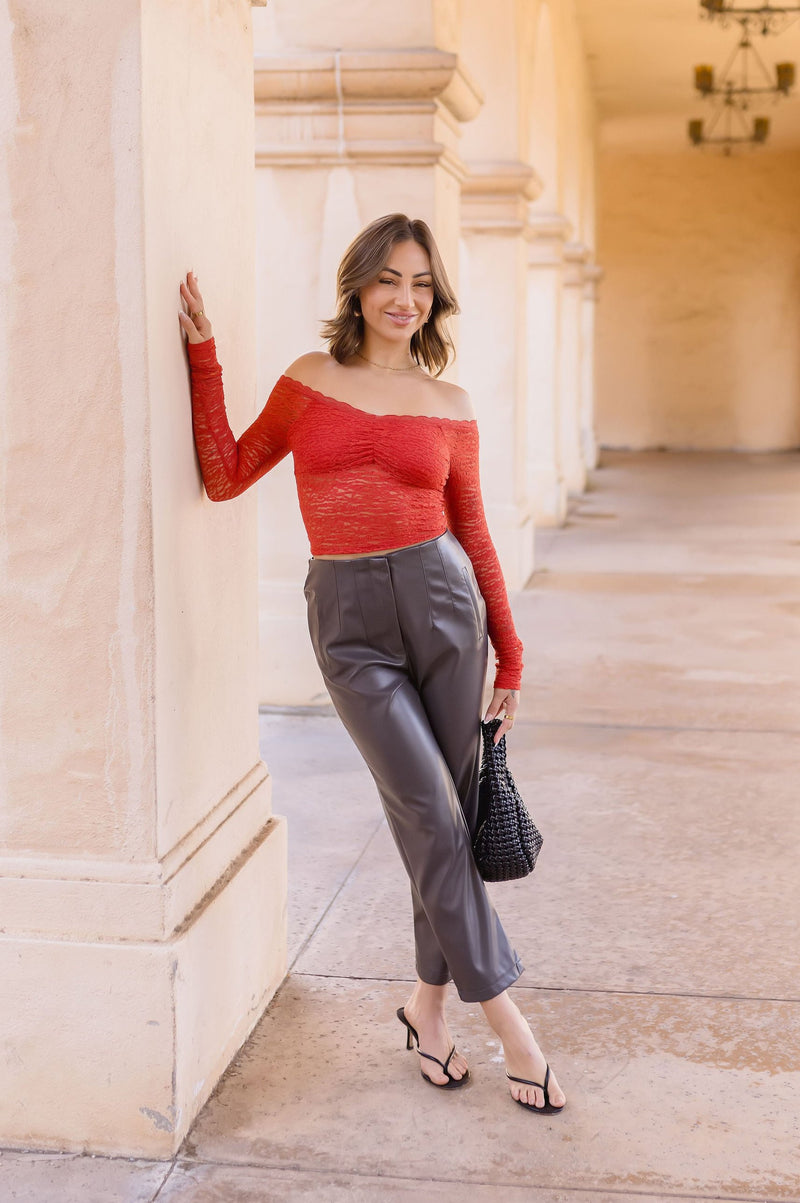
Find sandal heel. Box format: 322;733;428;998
396;1006;470;1090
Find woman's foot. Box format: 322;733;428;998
402;989;469;1086
504;1042;565;1111
481;992;566;1111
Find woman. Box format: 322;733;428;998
178;213;566;1115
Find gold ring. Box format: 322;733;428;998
190;309;204;320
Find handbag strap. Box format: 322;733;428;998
480;717;508;768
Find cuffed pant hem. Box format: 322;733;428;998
417;970;453;987
454;955;525;1004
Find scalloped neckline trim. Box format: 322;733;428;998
280;374;476;426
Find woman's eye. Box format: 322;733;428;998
415;282;432;288
379;278;395;285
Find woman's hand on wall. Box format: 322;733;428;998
484;688;520;744
178;271;214;344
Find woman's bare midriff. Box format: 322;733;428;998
313;543;417;560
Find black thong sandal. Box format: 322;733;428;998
506;1063;565;1114
396;1007;470;1090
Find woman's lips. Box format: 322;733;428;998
386;312;417;326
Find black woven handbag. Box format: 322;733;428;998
473;718;543;882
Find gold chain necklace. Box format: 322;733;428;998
355;350;417;373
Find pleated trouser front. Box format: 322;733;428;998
303;530;523;1003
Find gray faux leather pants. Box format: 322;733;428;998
303;530;523;1003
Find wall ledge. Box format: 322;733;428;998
0;765;274;942
461;159;543;234
254;49;483;123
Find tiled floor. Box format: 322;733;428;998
3;451;799;1201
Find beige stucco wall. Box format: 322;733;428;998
1;0;264;857
1;0;269;869
596;149;800;451
1;0;286;1156
1;0;154;858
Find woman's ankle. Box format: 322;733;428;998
480;992;525;1041
408;980;449;1011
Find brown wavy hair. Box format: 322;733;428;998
320;214;459;378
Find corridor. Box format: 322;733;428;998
5;451;800;1199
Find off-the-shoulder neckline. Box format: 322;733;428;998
279;374;477;427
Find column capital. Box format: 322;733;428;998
461;160;543;234
563;241;591;287
582;262;604;301
255;49;482;117
526;211;572;266
254;50;483;174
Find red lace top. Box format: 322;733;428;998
187;338;524;690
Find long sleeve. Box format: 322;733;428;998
187;337;301;501
444;423;524;692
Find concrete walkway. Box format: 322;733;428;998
4;451;800;1201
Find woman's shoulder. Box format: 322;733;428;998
422;376;476;423
283;351;334;390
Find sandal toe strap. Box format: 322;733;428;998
442;1045;457;1075
506;1064;549;1092
417;1044;457;1075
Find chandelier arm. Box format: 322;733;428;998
749;33;780;83
705;2;800;33
718;31;746;83
714;80;790;92
702;133;763;142
733;101;752;133
706;100;725;134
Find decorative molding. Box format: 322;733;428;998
563;241;591;287
527;211;573;240
526;211;573;266
253;49;481;182
254;49;483;121
254;136;467;179
564;240;590;263
0;763;276;942
582;263;604;301
461;160;543;234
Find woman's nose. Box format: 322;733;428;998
395;285;414;308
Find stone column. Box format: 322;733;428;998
252;48;482;705
459;162;542;588
0;0;285;1158
525;213;571;525
560;241;591;496
580;263;603;472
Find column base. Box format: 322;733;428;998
582;427;599;472
565;459;588;497
0;811;287;1158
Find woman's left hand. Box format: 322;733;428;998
484;688;520;745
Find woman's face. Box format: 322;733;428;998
358;239;434;344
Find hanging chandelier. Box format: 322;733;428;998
694;29;795;107
688;107;770;152
689;19;795;149
700;1;800;36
